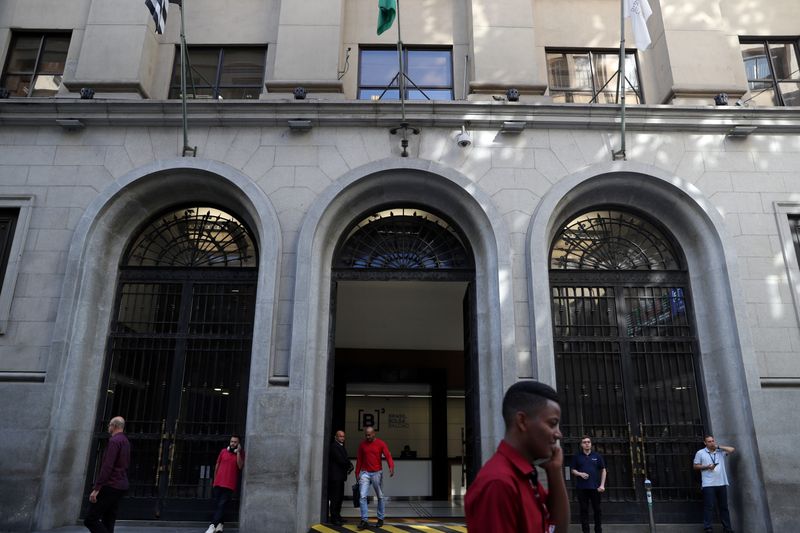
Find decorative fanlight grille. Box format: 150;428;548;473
124;207;257;267
335;208;471;269
551;209;681;270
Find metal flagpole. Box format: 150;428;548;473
613;0;627;160
179;0;196;157
388;0;419;157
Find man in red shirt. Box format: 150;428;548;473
84;416;130;533
205;435;244;533
355;426;394;530
465;381;569;533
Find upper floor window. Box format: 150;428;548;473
1;32;70;97
740;39;800;106
358;47;453;101
546;49;642;104
169;47;266;100
0;209;19;294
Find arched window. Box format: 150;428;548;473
335;207;472;270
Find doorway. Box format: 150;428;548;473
324;207;479;518
84;206;258;521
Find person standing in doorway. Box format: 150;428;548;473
465;380;570;533
570;435;607;533
205;435;245;533
693;435;735;533
328;430;353;526
355;426;394;530
84;416;130;533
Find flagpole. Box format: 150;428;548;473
613;0;627;161
179;0;196;157
396;0;406;123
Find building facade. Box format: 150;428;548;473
1;0;799;531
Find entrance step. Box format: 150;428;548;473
310;523;709;533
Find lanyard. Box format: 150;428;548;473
706;450;718;466
528;469;550;533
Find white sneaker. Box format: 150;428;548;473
204;525;215;533
215;525;224;533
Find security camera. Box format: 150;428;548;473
456;126;472;147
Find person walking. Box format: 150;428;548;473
693;435;735;533
465;380;570;533
328;430;353;526
570;435;606;533
84;416;130;533
355;426;394;530
205;435;245;533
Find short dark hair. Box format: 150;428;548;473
231;434;242;442
581;435;592;442
502;380;560;428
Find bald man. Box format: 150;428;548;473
85;416;130;533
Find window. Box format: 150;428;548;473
1;32;70;97
0;197;32;336
546;49;642;104
358;48;453;100
0;210;18;288
169;47;266;100
740;39;800;106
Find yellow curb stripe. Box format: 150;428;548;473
310;525;340;533
447;527;468;533
378;525;409;533
409;526;448;533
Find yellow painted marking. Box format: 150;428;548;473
379;525;408;533
447;527;468;533
310;525;340;533
342;526;362;531
410;526;448;533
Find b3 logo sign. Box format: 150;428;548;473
358;408;384;430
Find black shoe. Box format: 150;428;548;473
358;520;370;530
377;519;384;527
334;519;344;526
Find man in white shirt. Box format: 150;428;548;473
693;435;735;533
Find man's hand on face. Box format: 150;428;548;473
542;443;564;472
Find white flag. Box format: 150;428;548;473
625;0;652;50
145;0;169;35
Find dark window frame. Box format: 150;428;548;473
168;45;267;100
357;46;454;101
739;37;800;106
545;47;644;104
0;209;19;293
1;31;71;97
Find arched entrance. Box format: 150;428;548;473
84;205;258;521
550;208;706;523
325;206;479;516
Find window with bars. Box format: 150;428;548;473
740;38;800;107
1;32;70;97
0;210;19;296
358;47;454;101
789;216;800;264
169;46;266;100
546;49;642;104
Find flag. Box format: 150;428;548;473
625;0;652;50
145;0;169;35
377;0;397;36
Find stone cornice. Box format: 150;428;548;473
1;99;799;133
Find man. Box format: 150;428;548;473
355;426;394;530
693;435;735;533
205;435;245;533
465;381;569;533
85;416;130;533
328;430;353;526
570;435;607;533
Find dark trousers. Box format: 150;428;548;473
576;488;602;533
84;487;126;533
211;486;234;526
328;479;345;523
702;485;733;532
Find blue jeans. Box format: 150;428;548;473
702;485;732;532
359;470;385;521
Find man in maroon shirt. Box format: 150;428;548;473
84;416;130;533
355;426;394;530
465;381;569;533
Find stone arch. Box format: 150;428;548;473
35;159;281;530
527;160;771;531
286;158;515;530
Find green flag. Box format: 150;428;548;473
377;0;396;35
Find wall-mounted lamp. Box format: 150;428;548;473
506;88;520;102
500;120;526;133
56;119;85;131
726;125;757;138
287;119;312;131
80;88;95;100
714;92;728;106
293;86;307;100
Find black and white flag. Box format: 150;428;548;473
145;0;169;34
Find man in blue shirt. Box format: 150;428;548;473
693;435;735;533
570;435;607;533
